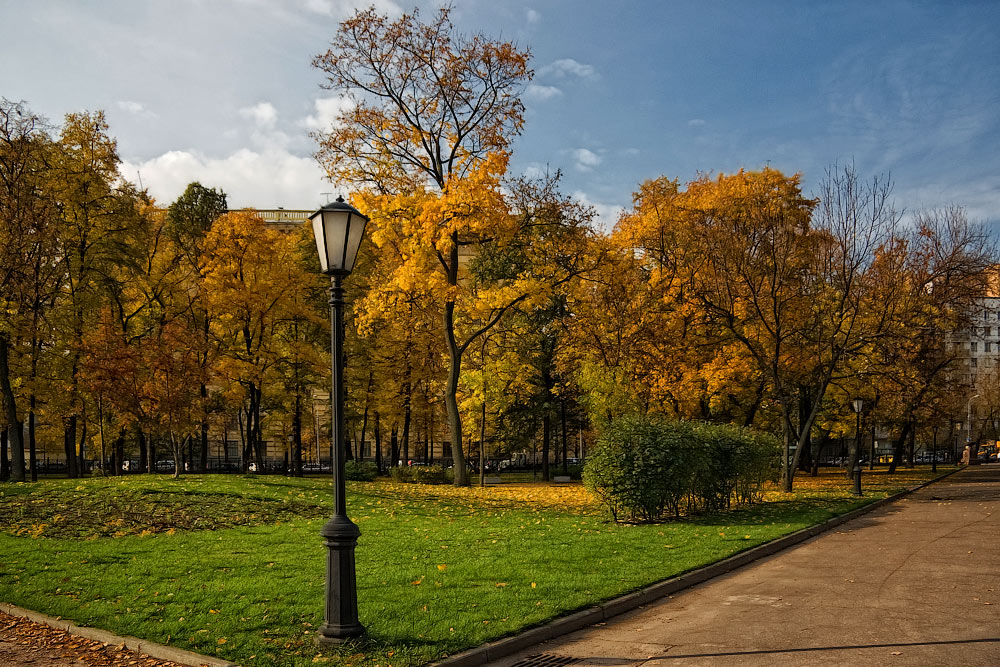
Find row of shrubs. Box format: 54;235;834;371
389;464;453;484
583;415;779;523
342;460;453;484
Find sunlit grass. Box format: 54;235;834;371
0;466;952;666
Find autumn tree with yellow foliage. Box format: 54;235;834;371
314;7;594;485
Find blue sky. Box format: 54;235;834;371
2;0;998;230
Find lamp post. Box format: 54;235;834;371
966;394;979;459
311;196;369;644
852;399;863;495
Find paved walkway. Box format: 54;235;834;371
492;466;1000;667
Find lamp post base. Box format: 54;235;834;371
318;515;365;644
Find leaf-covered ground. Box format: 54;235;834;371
0;468;954;667
0;610;187;667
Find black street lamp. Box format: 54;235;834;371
852;398;863;496
311;196;369;644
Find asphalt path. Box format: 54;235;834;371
491;466;1000;667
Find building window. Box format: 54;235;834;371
972;357;978;367
987;327;993;337
971;342;978;353
988;342;992;353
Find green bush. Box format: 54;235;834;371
344;460;378;481
389;464;453;485
584;415;779;523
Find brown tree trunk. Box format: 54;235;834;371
444;299;468;484
390;424;399;468
138;428;148;473
541;412;551;481
373;411;382;473
1;428;9;482
28;398;37;482
401;374;412;466
293;390;303;477
888;420;913;474
479;401;486;488
0;334;25;482
200;384;209;473
65;416;78;478
78;418;87;476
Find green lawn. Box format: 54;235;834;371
0;468;952;666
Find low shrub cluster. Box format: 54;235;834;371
344;460;379;481
389;464;453;484
584;415;779;522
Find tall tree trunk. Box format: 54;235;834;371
98;394;107;476
171;434;183;479
811;434;823;477
428;410;434;464
250;384;265;473
906;424;916;468
541;411;551;482
28;398;37;482
390;425;399;468
0;334;25;482
444;304;467;484
238;405;249;472
359;370;372;461
888;420;914;474
797;388;813;473
442;233;469;485
373;411;382;473
781;398;792;491
114;431;125;477
65;416;78;478
401;378;412;466
0;428;9;482
78;417;87;477
479;400;486;488
138;428;148;473
200;383;209;473
561;398;569;475
293;390;303;477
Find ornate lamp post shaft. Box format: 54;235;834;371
318;276;364;644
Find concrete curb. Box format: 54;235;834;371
433;467;965;667
0;602;239;667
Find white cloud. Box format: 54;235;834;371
688;118;706;127
239;102;278;129
571;190;624;232
571;148;602;171
123;148;329;209
301;96;355;131
526;8;540;24
117;100;146;114
301;0;402;17
525;84;563;101
540;58;597;80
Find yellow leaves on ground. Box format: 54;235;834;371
366;480;598;514
762;467;956;501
